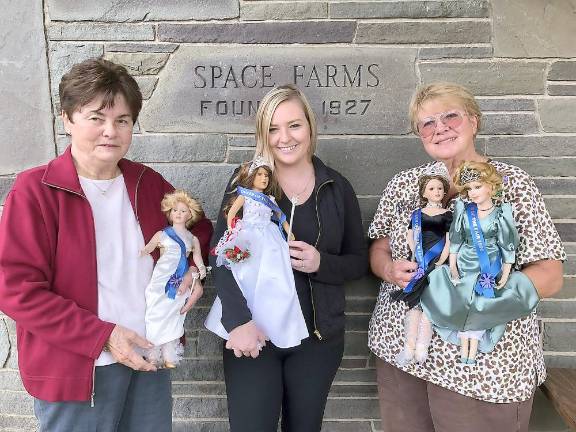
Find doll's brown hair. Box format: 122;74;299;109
418;175;450;207
453;161;502;200
223;163;282;218
161;190;204;229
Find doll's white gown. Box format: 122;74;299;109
145;231;193;361
205;195;309;348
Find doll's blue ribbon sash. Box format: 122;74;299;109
237;186;287;239
164;227;189;299
465;203;501;298
403;209;445;293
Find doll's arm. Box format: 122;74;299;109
497;263;512;288
227;196;245;230
191;236;207;279
406;229;415;260
282;220;296;241
449;252;460;281
436;233;450;266
140;231;162;256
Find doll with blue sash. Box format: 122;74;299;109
421;161;540;365
391;174;452;366
141;190;207;368
205;157;308;348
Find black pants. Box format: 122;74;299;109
223;333;345;432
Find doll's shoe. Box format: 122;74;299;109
460;356;468;364
466;358;476;365
164;361;177;369
414;343;429;364
396;348;415;366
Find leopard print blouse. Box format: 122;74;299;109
368;160;566;403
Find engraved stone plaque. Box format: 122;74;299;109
139;46;417;134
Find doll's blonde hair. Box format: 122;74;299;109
224;162;281;218
254;84;318;170
453;161;502;200
418;174;450;207
409;82;482;137
161;190;204;228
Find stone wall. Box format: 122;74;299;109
0;1;574;431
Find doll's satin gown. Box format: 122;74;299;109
390;210;453;309
420;200;540;353
205;195;308;348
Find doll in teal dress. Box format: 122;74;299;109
421;161;540;365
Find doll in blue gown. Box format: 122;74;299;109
421;161;540;365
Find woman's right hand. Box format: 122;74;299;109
226;320;267;358
383;259;418;289
369;237;417;289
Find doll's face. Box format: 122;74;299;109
252;167;270;192
466;181;493;206
170;201;192;225
422;178;445;204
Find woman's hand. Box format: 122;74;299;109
369;237;417;288
288;240;320;273
383;259;418;289
106;325;157;372
226;321;267;358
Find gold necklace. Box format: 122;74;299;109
285;171;314;205
87;177;119;196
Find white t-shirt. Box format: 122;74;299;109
79;175;154;366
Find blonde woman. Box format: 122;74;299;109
209;84;368;431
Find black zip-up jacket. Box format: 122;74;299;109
210;156;368;340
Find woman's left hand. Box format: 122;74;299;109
288;240;320;273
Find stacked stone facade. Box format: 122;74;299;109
0;1;574;430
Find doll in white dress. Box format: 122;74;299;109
142;190;206;368
205;157;308;348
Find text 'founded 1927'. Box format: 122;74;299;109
139;46;417;134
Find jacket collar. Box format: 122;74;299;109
311;155;334;186
42;145;146;204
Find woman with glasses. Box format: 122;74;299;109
368;82;565;432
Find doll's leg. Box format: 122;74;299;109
146;346;163;367
414;312;433;364
466;331;485;364
458;333;469;364
468;339;479;363
162;339;184;368
396;308;420;366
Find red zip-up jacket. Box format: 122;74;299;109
0;147;213;402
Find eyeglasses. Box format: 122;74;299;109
416;110;466;138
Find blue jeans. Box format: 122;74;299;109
34;363;172;432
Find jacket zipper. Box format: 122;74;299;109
309;179;334;341
44;183;100;406
90;363;96;407
133;167;146;223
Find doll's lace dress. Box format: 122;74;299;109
205;195;308;348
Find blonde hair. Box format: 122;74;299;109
453;161;502;199
161;190;204;228
254;84;318;170
409;82;482;136
418;174;450;207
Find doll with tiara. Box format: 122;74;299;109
204;157;309;348
391;174;452;366
421;161;540;365
142;190;207;368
